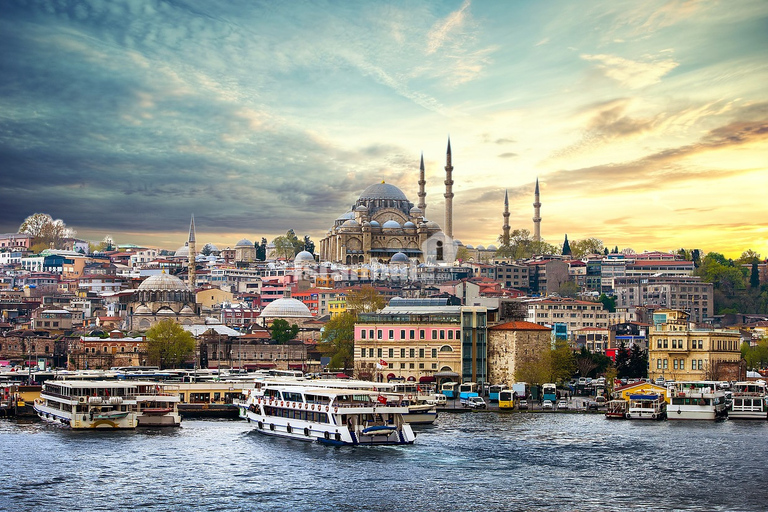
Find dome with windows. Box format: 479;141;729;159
358;182;408;202
138;272;188;291
391;252;409;264
294;251;315;264
260;298;312;319
382;220;401;229
235;238;253;248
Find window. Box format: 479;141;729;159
680;360;684;370
432;348;437;358
400;330;406;339
388;330;394;340
369;329;374;339
698;340;703;349
432;363;437;369
663;359;668;369
409;348;415;358
657;340;662;349
419;363;424;369
409;330;415;340
361;348;366;358
431;330;437;340
439;330;445;340
419;330;425;340
673;359;678;370
369;348;374;357
448;330;453;340
400;348;405;358
419;348;425;358
657;359;662;369
699;359;703;369
409;363;415;369
663;339;668;348
388;348;394;358
692;360;697;370
377;348;382;358
361;330;366;339
377;330;383;339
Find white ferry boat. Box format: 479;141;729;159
33;380;139;429
134;382;182;427
625;394;667;420
729;381;768;420
667;381;728;420
239;383;416;445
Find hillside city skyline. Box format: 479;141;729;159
1;1;766;257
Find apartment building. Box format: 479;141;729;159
614;275;713;324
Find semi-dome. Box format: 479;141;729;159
260;298;312;319
235;238;253;247
336;211;355;221
369;220;381;228
487;244;497;251
358;182;408;202
138;272;188;291
466;244;474;249
342;219;359;229
424;220;441;229
294;251;315;264
391;252;409;264
382;220;401;229
174;244;190;258
403;221;416;229
477;245;486;251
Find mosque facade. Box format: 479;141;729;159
319;141;455;265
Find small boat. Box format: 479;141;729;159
667;381;728;420
605;399;628;419
626;394;667;420
362;424;398;435
729;381;768;420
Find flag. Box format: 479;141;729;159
377;395;388;404
379;359;388;367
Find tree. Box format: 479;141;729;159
271;235;296;259
256;238;267;261
346;286;385;314
599;293;616;313
628;344;648;378
514;349;552;386
557;280;579;298
303;235;315;254
751;261;760;289
736;250;761;265
614;340;630;378
270;319;300;344
569;238;604;258
18;213;75;249
575;348;598;379
200;243;215;256
456;245;471;262
145;319;196;369
318;311;356;371
550;340;576;383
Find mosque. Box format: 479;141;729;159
319;139;456;265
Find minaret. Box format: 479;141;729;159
417;152;427;218
533;177;542;242
188;214;196;290
444;138;454;238
502;189;510;247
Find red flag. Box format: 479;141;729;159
379;359;388;367
377;395;388;404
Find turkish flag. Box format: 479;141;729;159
379;359;388;367
377;395;388;404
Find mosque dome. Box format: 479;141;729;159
336;211;355;221
466;244;474;249
134;304;152;315
409;206;423;216
382;220;401;229
179;305;196;316
369;220;381;228
403;221;416;229
477;245;486;251
294;251;315;264
235;239;253;248
391;252;409;264
341;219;360;230
174;243;189;258
138;273;188;291
156;306;177;316
487;244;497;251
424;220;441;229
454;240;463;245
260;298;312;319
358;182;408;202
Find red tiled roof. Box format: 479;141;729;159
490;321;552;331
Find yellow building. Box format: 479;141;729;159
196;286;235;310
648;309;741;382
615;381;669;403
328;297;348;318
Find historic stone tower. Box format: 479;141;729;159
418;152;427;219
444;138;454;238
533;177;542;242
502;189;510;247
188;214;196;290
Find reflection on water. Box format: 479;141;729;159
1;414;767;511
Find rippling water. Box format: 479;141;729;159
2;413;767;511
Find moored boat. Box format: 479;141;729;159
33;380;139;429
626;394;667;420
667;381;728;420
729;381;768;420
134;382;182;427
605;399;628;419
238;383;415;446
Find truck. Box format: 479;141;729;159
461;396;487;409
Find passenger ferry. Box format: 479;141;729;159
33;380;139;429
605;399;628;419
667;381;728;420
625;394;667;420
238;383;416;446
134;382;182;427
729;381;768;420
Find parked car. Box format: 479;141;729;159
556;399;569;410
586;400;599;410
542;399;554;410
462;396;487;409
518;399;528;410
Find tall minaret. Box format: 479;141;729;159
444;138;454;238
188;214;196;290
502;189;510;246
533;177;542;242
417;152;427;217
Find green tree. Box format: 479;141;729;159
628;344;648;378
514;349;552;386
569;238;604;258
736;250;761;264
550;340;576;383
346;286;385;314
303;235;315;254
561;234;571;256
145;319;196;369
614;340;630;378
599;293;616;313
270;319;300;344
256;238;267;261
271;235;296;259
557;280;579;298
751;261;760;289
318;311;356;371
456;245;471;262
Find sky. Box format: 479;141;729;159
1;0;766;258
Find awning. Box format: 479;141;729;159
336;372;350;379
419;376;436;383
386;373;396;380
433;371;459;378
407;376;416;382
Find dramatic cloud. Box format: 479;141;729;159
581;53;679;89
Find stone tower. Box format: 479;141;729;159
502;189;510;247
417;152;427;218
533;177;542;242
188;214;196;290
444;138;454;238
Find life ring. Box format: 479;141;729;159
311;404;315;411
408;395;413;400
280;401;284;407
334;407;338;413
651;413;656;420
677;409;681;415
269;423;275;431
304;403;308;409
324;431;330;440
325;406;329;412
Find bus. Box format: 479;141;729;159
441;381;458;399
542;383;557;403
488;384;508;402
498;389;515;409
458;382;479;400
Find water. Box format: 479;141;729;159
2;413;767;511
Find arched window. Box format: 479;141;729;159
436;241;443;261
439;345;453;352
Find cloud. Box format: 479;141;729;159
426;0;472;55
498;152;518;158
581;53;679;89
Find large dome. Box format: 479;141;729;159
260;298;312;319
174;244;189;258
294;251;315;264
358;182;408;202
235;238;253;247
138;272;188;291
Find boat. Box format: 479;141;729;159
667;381;728;420
729;381;768;420
238;383;416;446
33;379;139;429
625;394;667;420
134;382;182;427
401;401;438;425
605;399;628;419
